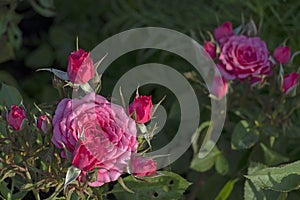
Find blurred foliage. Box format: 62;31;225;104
1;0;300;199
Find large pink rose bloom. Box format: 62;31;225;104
52;93;138;187
218;35;271;80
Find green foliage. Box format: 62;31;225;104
245;161;300;192
113;171;191;200
0;83;22;107
64;166;81;191
215;178;239;200
231;120;259;150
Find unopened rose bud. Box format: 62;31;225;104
211;76;227;100
7;105;26;130
273;46;291;64
204;41;217;59
131;156;156;177
282;72;300;95
128;95;152;124
67;49;96;84
214;21;234;43
37;115;50;133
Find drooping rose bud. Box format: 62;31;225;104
67;49;96;84
7;105;26;130
131;156;156;177
214;21;234;43
273;46;291;64
282;72;300;94
211;76;227;100
37;115;50;133
204;41;217;59
128;95;152;124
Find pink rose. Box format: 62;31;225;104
7;105;26;130
131;156;156;177
52;93;138;187
204;41;217;59
214;21;234;43
128;95;152;124
218;35;271;80
37;115;49;133
282;72;300;94
67;49;96;84
273;46;291;64
211;76;227;99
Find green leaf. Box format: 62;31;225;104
244;162;279;200
7;23;22;49
245;160;300;192
0;83;22;107
0;182;10;198
113;171;191;200
231;120;259;150
260;125;278;137
190;146;220;172
215;154;229;175
0;37;15;63
260;143;289;166
215;178;239;200
0;70;18;88
12;191;28;200
64;166;81;191
36;68;69;81
244;180;260;200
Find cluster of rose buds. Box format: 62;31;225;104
6;105;50;132
204;21;299;97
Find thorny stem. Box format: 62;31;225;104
23;162;41;200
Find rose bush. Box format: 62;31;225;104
52;92;138;186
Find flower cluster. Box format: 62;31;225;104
51;49;157;187
4;48;157;189
204;21;299;98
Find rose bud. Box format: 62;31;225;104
282;72;300;94
37;115;50;133
273;46;291;64
204;41;217;59
131;156;156;177
214;21;234;43
128;95;152;124
67;49;96;84
7;105;26;130
211;76;227;100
